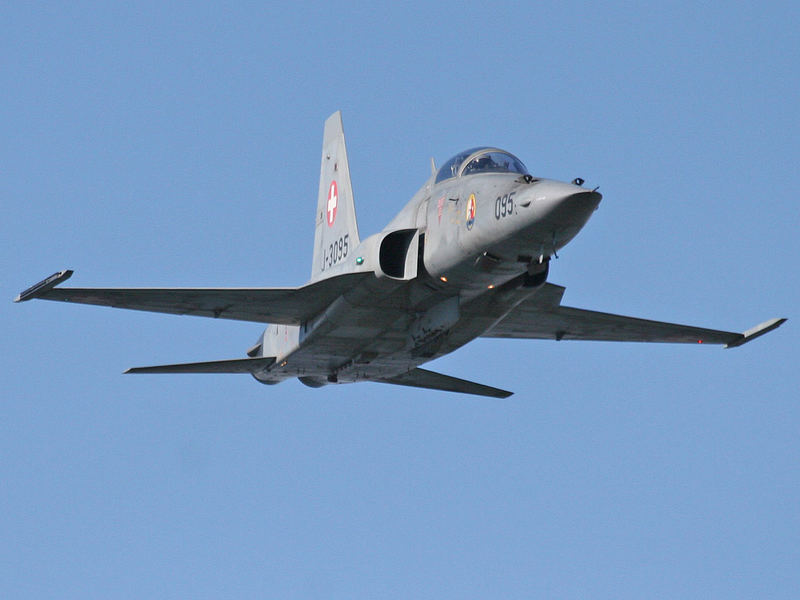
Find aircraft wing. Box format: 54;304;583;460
377;367;513;398
15;269;370;325
482;283;786;348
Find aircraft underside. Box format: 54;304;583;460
260;269;542;388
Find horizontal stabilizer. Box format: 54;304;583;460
377;367;512;398
125;356;275;374
15;270;370;324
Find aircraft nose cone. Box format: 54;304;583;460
538;183;601;226
523;182;602;253
561;189;602;219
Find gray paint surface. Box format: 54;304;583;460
15;113;786;397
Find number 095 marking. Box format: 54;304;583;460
494;192;515;220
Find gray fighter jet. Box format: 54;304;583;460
16;112;786;398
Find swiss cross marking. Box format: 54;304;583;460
327;180;338;227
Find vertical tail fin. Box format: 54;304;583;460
311;111;361;281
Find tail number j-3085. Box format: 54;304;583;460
322;234;349;270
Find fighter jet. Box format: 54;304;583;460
16;112;786;398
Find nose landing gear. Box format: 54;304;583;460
524;259;549;288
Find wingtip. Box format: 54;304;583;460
726;317;787;348
15;269;73;302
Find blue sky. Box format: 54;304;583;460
3;2;798;598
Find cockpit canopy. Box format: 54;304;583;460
435;147;529;183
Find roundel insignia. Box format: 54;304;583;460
327;180;338;227
466;193;476;230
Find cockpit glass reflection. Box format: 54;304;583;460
435;148;528;183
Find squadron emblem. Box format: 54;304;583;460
466;193;476;230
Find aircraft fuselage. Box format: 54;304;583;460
254;154;601;388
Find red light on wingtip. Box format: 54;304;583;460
697;340;703;344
